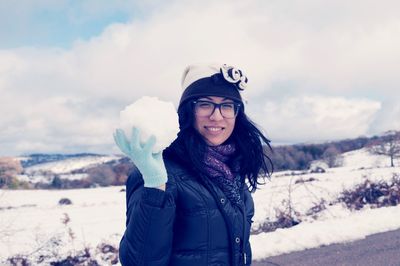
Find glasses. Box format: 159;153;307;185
193;100;241;119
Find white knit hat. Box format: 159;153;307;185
178;63;248;108
181;63;221;90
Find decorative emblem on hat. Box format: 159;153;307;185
220;64;248;90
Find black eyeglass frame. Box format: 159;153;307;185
192;100;241;119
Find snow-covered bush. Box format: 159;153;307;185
309;160;328;173
251;198;328;234
251;209;302;234
5;243;119;266
3;213;120;265
294;177;317;184
338;174;400;210
58;198;72;205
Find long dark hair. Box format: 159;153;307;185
164;100;273;192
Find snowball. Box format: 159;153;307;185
119;96;179;153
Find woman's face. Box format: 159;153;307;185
193;96;237;146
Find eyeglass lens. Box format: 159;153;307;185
194;101;238;118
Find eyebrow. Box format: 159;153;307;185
198;97;233;102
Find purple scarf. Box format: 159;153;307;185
203;144;243;205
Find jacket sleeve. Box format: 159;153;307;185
244;189;255;224
243;189;255;265
119;168;176;266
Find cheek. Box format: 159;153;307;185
194;117;205;134
227;120;236;135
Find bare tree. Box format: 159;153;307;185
0;157;23;188
87;164;116;186
322;145;343;168
369;130;400;167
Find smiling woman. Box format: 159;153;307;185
114;63;273;265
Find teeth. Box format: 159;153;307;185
207;127;222;131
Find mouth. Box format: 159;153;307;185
204;126;225;133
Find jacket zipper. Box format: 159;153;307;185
200;174;237;266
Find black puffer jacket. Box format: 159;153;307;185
119;156;254;266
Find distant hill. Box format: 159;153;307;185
268;131;399;171
4;154;135;189
22;154;119;175
20;153;105;168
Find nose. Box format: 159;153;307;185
209;106;224;121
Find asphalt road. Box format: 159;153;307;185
252;229;400;266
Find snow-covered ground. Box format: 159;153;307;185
0;186;126;263
1;148;400;264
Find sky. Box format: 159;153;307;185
1;0;400;156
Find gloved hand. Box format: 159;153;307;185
113;127;168;188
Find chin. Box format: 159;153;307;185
206;138;226;146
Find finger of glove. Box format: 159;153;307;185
130;127;142;152
114;129;131;155
153;151;163;162
113;131;122;150
143;135;157;154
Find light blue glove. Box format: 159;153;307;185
113;127;167;188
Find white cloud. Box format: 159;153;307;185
370;101;400;135
1;0;400;155
257;96;382;143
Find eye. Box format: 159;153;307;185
197;101;213;109
221;103;235;110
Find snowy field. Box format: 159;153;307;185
0;186;126;262
251;148;400;259
1;148;400;264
